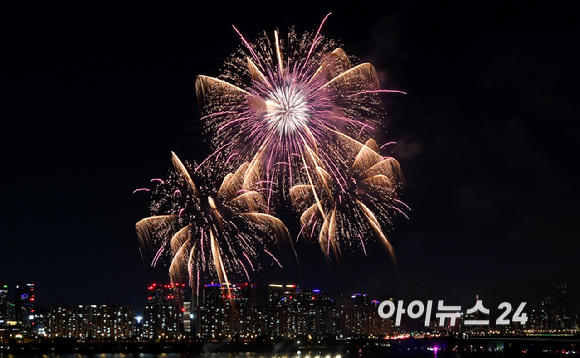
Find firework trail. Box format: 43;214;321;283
136;152;289;294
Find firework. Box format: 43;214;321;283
136;152;289;294
195;14;405;201
137;15;406;289
290;136;406;263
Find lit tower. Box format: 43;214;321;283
15;281;35;329
558;284;571;329
142;283;186;340
0;283;8;325
541;296;555;330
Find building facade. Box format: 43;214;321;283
15;281;35;329
0;283;8;325
196;283;338;340
141;283;188;341
47;303;134;340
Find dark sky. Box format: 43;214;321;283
1;2;579;315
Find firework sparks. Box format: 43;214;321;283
195;16;404;199
290;137;403;264
136;152;289;291
137;15;406;290
133;188;151;194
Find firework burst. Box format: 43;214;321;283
195;14;405;201
290;136;406;263
136;152;289;293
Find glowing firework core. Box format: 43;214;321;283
265;84;310;136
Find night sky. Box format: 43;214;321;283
2;2;579;315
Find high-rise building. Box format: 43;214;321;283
196;283;337;340
32;308;48;336
339;293;390;338
147;283;185;306
541;296;555;330
558;284;571;329
142;283;188;341
0;283;8;325
15;281;34;329
200;283;222;308
268;284;285;307
183;301;192;334
526;309;542;332
7;303;16;324
47;303;134;340
298;289;335;335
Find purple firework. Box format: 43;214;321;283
195;14;405;204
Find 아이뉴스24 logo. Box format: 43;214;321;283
378;300;527;327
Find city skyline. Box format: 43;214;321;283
3;280;577;344
1;2;579;313
0;279;574;324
